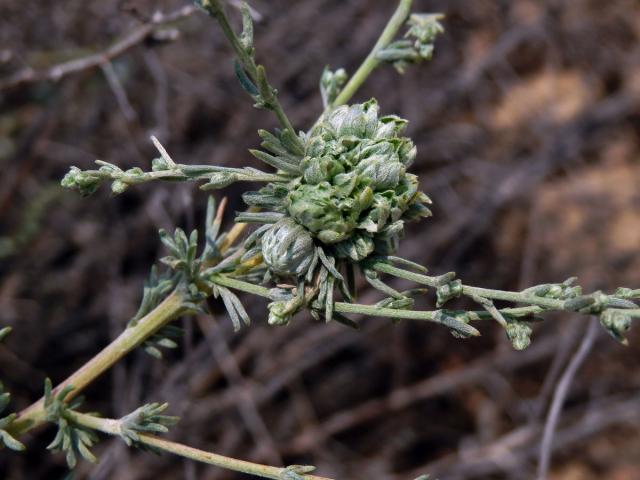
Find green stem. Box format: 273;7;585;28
69;411;333;480
10;290;187;436
332;0;413;107
200;0;300;143
213;274;272;297
210;275;534;327
462;284;564;309
371;262;566;310
88;164;289;187
201;0;256;76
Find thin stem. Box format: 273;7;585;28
12;213;253;438
218;206;260;254
81;163;289;188
200;0;299;142
69;412;333;480
213;274;272;297
537;317;598;479
461;285;564;310
372;262;566;310
11;290;187;436
332;0;413;107
210;274;531;328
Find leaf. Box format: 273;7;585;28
218;287;251;331
42;379;100;468
0;428;26;451
234;60;259;97
119;402;179;447
0;327;11;343
239;2;254;53
249;149;301;174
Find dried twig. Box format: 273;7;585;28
0;5;196;91
537;317;599;479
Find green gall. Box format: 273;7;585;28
244;99;432;280
287;99;429;249
261;218;315;276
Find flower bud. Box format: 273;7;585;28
246;99;433;270
261;218;315;276
61;167;102;197
600;309;631;344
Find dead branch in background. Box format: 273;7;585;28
0;5;196;91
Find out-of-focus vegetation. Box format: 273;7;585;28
1;1;639;478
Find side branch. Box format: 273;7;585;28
332;0;413;107
198;0;301;146
69;411;334;480
10;290;187;436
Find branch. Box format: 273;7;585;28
61;154;291;196
10;291;187;436
0;5;196;91
537;317;598;479
68;411;333;480
198;0;301;147
9;206;255;438
331;0;413;107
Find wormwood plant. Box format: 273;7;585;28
2;1;639;478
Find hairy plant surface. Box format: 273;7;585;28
1;1;640;479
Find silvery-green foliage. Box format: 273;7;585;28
0;330;24;451
7;1;638;478
320;67;347;108
143;324;183;359
521;277;582;300
44;379;99;469
57;0;639;347
0;380;25;452
506;321;534;351
214;285;252;331
118;402;179;447
280;465;317;480
377;13;445;74
61;140;292;197
246;98;431;280
60;166;103;197
130;266;177;327
261;218;315;276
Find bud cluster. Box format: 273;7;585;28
248;99;432;279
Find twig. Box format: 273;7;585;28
100;61;137;122
196;315;283;464
536;317;599;479
9;204;252;438
9;291;187;435
69;411;332;480
0;5;196;91
331;0;413;107
199;0;300;146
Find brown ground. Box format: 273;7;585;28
1;1;639;479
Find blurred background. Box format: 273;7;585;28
1;0;640;479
